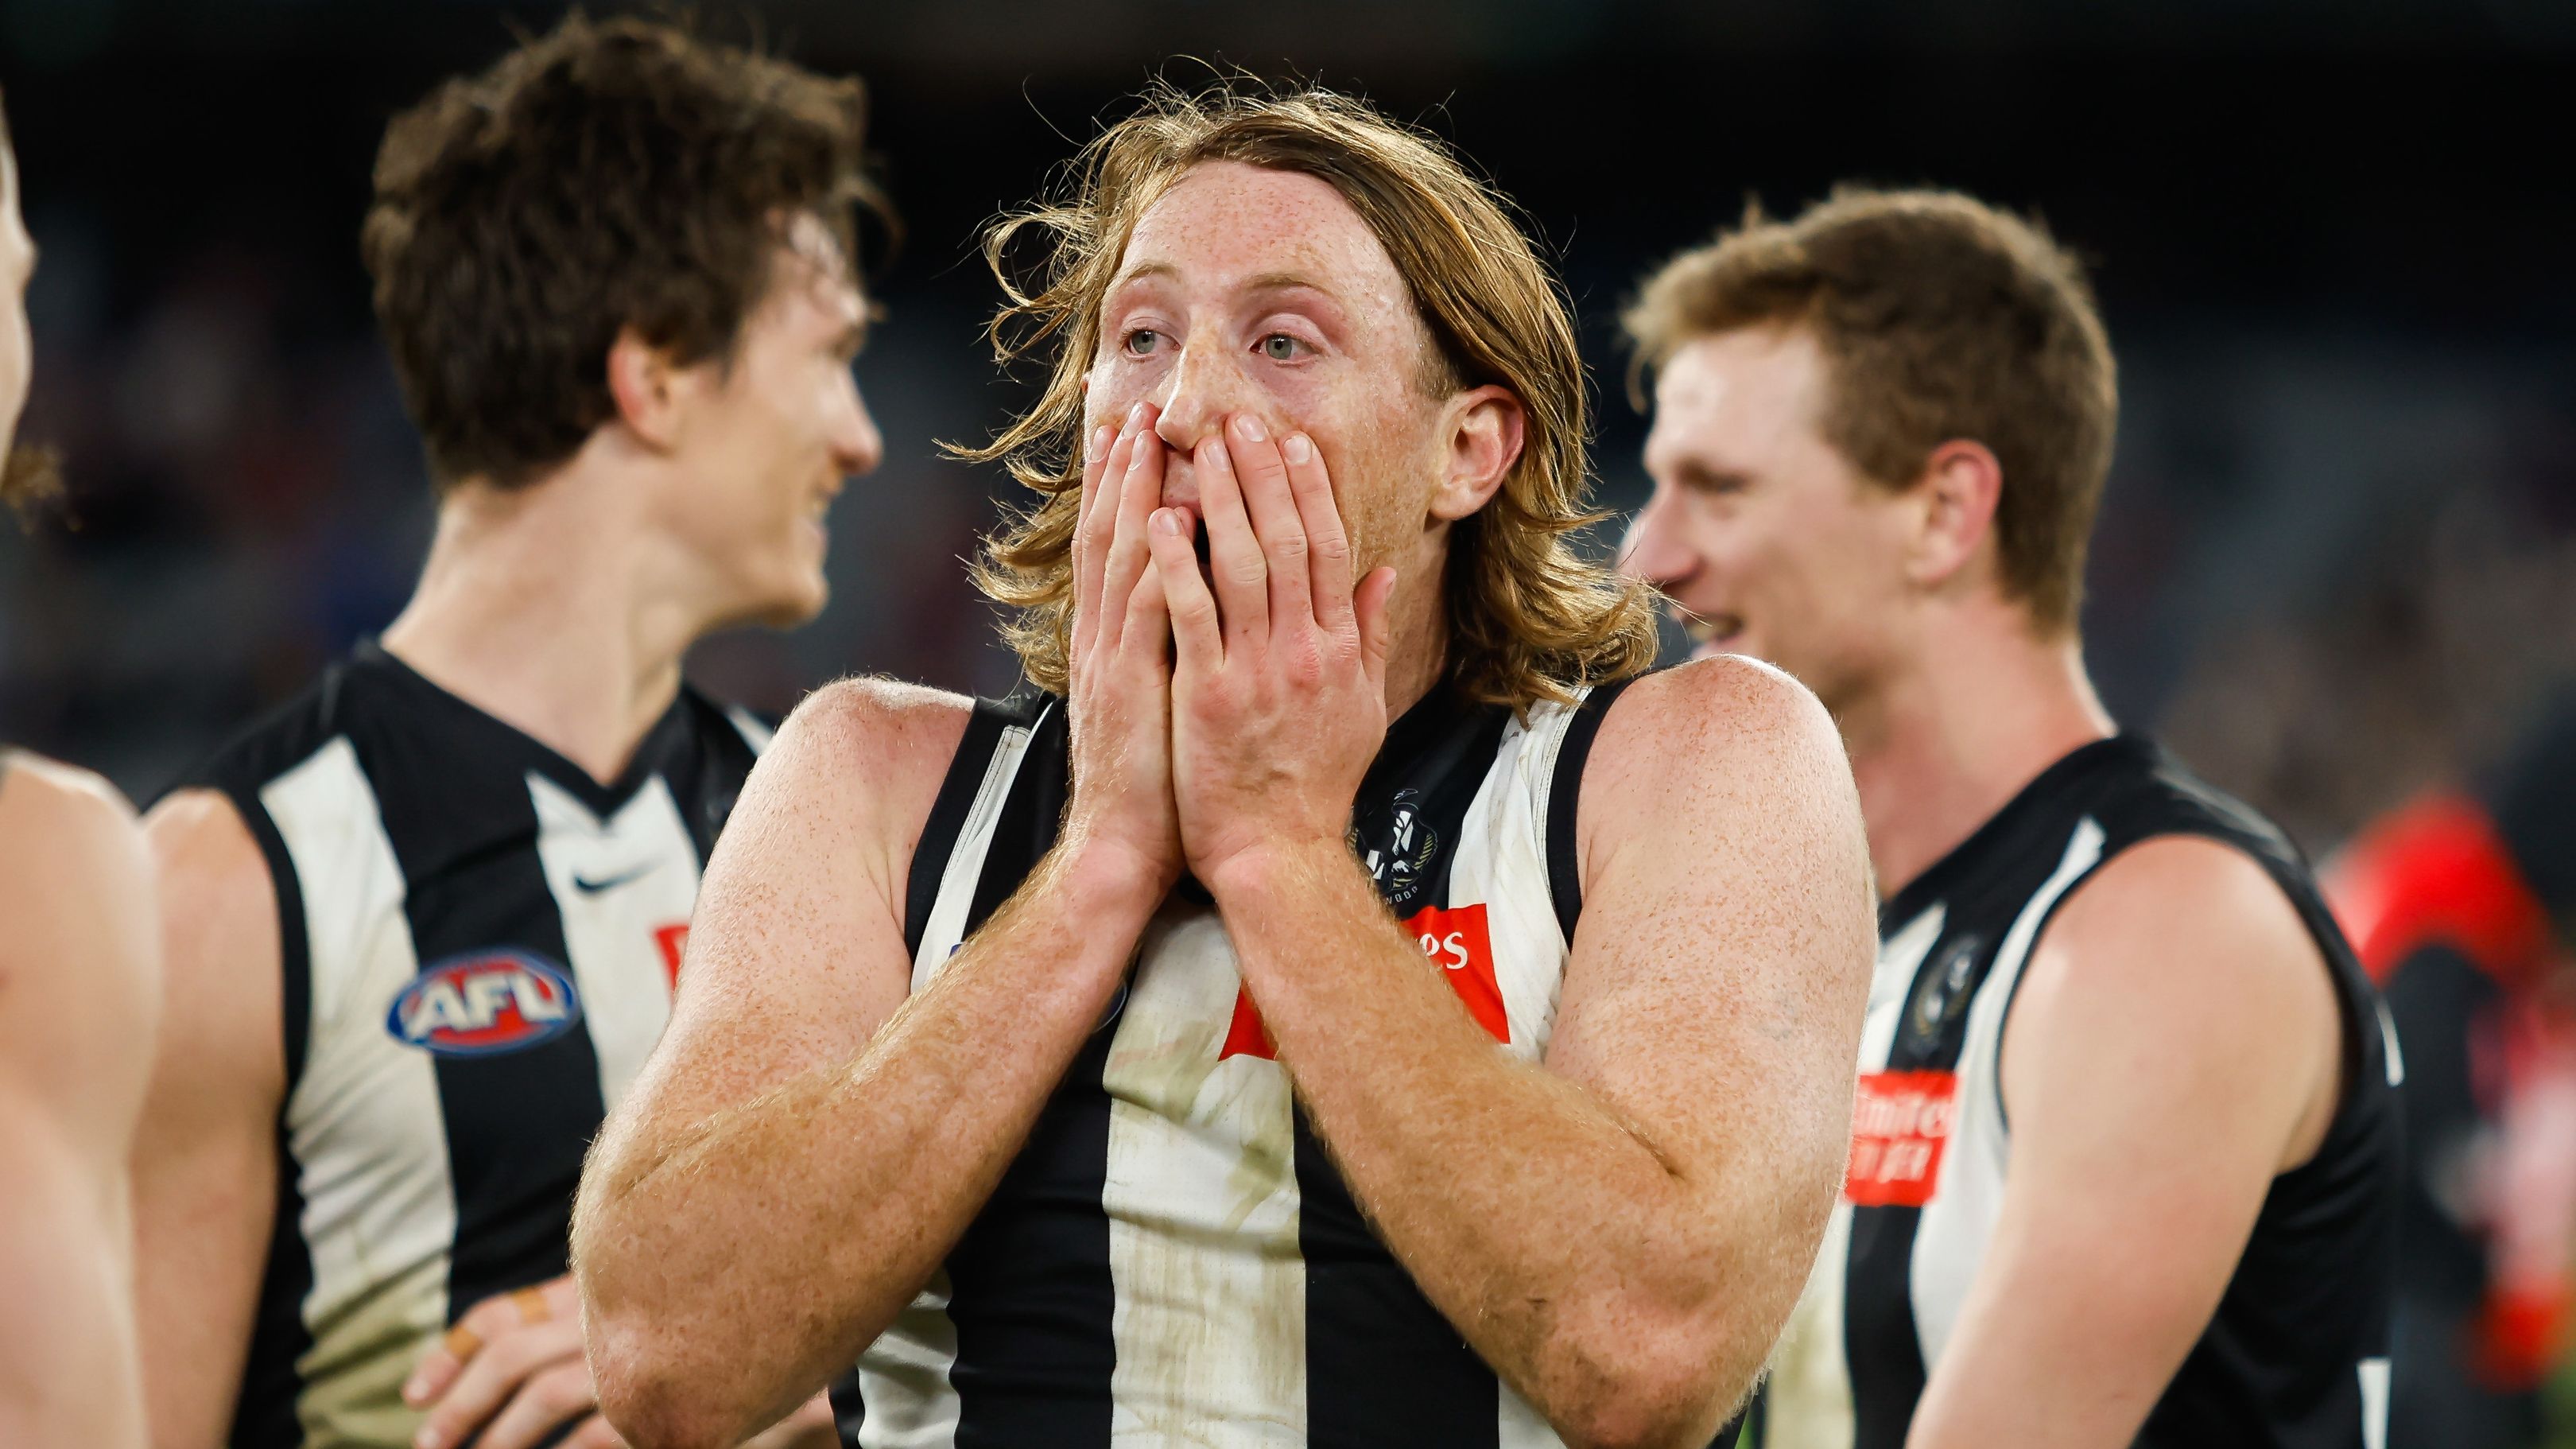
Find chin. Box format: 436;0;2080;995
744;569;830;630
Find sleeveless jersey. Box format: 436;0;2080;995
836;678;1634;1449
179;642;769;1448
1760;735;2403;1449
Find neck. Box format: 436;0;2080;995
379;455;719;784
1837;600;2115;899
1378;541;1454;719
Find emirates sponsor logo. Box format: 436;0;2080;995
1845;1069;1957;1207
1220;901;1507;1060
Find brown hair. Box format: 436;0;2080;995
363;14;883;491
962;79;1656;709
1624;188;2118;634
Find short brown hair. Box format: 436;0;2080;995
963;79;1656;710
1625;188;2118;633
363;15;883;490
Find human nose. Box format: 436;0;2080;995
1620;484;1697;589
836;377;885;478
1150;332;1264;454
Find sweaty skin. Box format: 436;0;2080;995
575;161;1878;1449
0;755;161;1449
1627;324;2349;1449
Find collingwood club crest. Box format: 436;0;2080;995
1353;787;1441;907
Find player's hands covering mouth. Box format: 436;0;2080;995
1062;401;1186;899
1148;410;1397;893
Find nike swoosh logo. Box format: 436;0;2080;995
570;863;657;895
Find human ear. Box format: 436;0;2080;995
604;325;687;453
1427;384;1526;522
1907;438;2004;589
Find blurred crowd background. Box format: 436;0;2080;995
2;0;2574;1440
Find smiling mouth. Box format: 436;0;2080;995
1678;610;1746;658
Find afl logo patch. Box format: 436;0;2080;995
386;951;584;1057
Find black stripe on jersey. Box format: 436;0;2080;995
1546;674;1643;946
370;764;607;1320
903;700;1013;958
213;775;323;1448
928;701;1119;1449
1304;684;1511;1449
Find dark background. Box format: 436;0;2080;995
3;0;2571;856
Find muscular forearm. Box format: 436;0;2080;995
575;849;1157;1447
1215;845;1747;1442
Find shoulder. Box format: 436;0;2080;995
774;676;979;791
0;756;160;1109
1;749;144;853
2044;833;2328;999
2013;834;2339;1154
728;678;982;876
0;754;155;942
1582;657;1855;844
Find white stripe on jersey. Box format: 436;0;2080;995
1766;904;1949;1449
1104;902;1306;1445
727;705;778;756
263;738;455;1448
2361;1357;2389;1449
1909;818;2104;1365
525;773;700;1109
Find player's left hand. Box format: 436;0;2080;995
403;1274;626;1449
1150;411;1398;892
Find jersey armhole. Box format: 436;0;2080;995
902;702;1013;961
1544;674;1646;947
222;783;314;1096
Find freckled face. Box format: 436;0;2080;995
1088;161;1451;575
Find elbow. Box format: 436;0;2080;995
587;1321;755;1449
1539;1307;1761;1449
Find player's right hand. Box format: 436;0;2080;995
403;1274;626;1449
1061;400;1187;902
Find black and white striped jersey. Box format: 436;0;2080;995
834;678;1635;1449
1760;735;2403;1449
180;641;769;1449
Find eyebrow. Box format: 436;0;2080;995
1101;263;1345;306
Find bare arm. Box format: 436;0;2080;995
577;405;1192;1449
1904;837;2345;1448
130;789;287;1449
1217;662;1875;1447
0;756;164;1449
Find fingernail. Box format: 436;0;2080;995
1234;414;1266;443
1090;424;1112;460
1127;402;1147;429
415;1428;443;1449
1282;433;1312;464
1151;508;1181;535
1205;439;1230;472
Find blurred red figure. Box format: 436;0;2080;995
2327;690;2576;1449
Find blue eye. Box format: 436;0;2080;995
1123;329;1163;357
1259;333;1306;362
